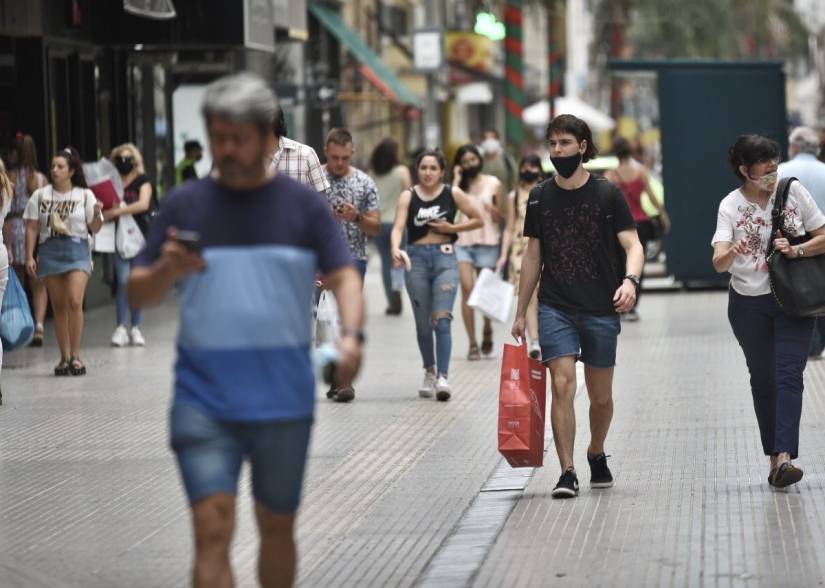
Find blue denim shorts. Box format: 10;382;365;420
170;403;313;514
538;303;621;368
455;244;500;269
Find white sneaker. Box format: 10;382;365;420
129;326;146;347
419;371;436;398
111;325;129;347
435;376;451;402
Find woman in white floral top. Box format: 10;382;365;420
712;134;825;489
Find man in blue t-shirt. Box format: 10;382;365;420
128;72;365;587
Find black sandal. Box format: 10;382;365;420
772;462;803;488
54;359;70;377
481;326;494;356
68;357;86;376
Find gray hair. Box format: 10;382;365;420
201;72;278;133
789;126;821;155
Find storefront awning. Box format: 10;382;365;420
309;3;422;109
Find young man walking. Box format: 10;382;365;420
321;128;381;402
511;114;644;498
129;72;365;587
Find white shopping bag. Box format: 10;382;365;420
116;213;146;260
92;222;116;253
315;291;340;346
467;268;515;324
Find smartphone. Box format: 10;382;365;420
175;230;203;254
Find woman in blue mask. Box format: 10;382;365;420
712;134;825;489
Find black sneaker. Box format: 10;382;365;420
552;469;579;499
772;462;803;488
334;386;355;403
587;452;614;488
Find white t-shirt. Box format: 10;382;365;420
23;186;97;244
711;181;825;296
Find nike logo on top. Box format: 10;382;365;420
414;205;448;227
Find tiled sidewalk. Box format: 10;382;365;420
3;270;825;587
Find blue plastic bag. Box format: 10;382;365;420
0;270;34;350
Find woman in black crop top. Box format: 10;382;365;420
390;149;482;401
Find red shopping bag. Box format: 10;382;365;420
498;343;547;467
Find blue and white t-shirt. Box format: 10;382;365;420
134;175;354;422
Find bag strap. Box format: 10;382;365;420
768;177;796;256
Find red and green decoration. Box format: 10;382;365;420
547;0;564;120
504;1;526;148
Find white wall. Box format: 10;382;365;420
172;85;212;177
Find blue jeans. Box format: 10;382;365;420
405;244;459;376
728;289;814;458
114;251;142;327
374;223;405;307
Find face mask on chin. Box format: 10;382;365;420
550;152;583;179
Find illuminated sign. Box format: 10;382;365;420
474;12;505;41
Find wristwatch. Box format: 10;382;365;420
341;328;366;344
797;247;806;258
624;274;641;287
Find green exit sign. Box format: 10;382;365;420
474;12;506;41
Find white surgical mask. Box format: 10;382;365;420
481;139;501;156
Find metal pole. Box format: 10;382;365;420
424;0;441;149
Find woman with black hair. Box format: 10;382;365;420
713;134;825;489
452;144;504;360
370;138;412;315
391;149;482;401
500;153;545;358
24;147;103;376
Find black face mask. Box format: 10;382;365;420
462;164;482;180
114;157;134;175
520;170;541;183
550;153;582;179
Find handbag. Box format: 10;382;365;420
467;268;515;323
116;213;146;260
498;342;547;467
0;270;35;350
767;177;825;317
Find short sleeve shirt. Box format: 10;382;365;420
324;167;380;261
134;175;354;422
24;186;97;243
711;181;825;296
523;175;636;315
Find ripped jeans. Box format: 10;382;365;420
405;244;459;376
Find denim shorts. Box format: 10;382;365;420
538;303;621;368
455;244;500;269
170;403;313;514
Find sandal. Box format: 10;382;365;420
68;357;86;376
772;462;803;488
54;359;70;377
31;326;44;347
481;326;494;356
467;343;481;361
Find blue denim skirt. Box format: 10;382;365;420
37;236;92;278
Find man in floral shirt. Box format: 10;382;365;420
322;128;381;277
321;128;380;403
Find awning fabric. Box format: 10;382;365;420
309;3;422;109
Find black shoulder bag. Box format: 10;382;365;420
767;177;825;317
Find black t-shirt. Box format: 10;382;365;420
523;174;635;315
123;174;157;236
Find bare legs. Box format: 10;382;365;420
44;271;89;361
547;357;615;470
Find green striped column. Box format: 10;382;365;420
504;1;525;148
547;0;564;120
